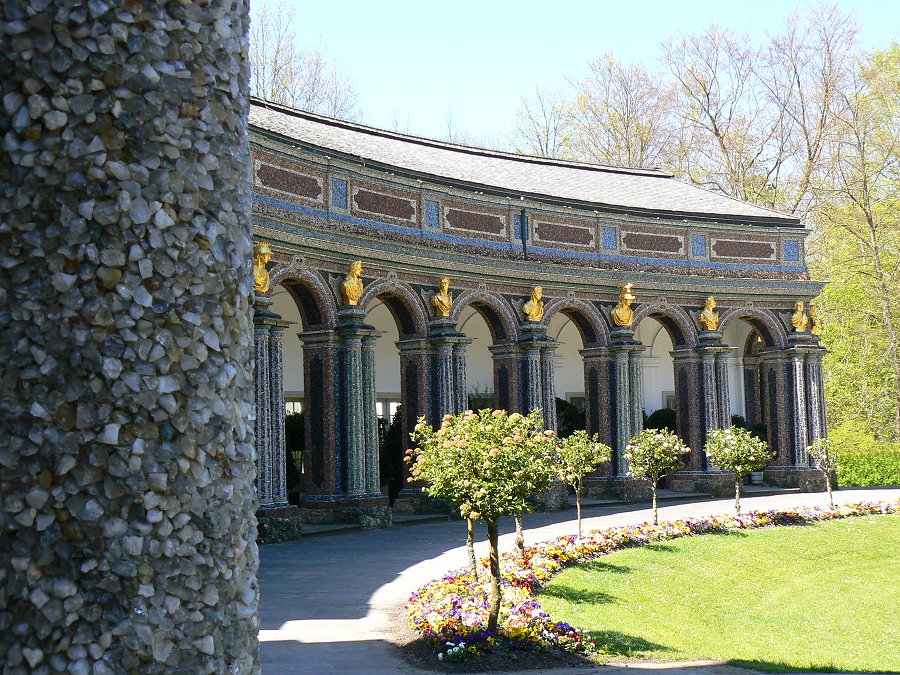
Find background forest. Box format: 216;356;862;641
252;4;900;481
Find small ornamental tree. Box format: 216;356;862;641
557;430;613;536
807;437;839;509
626;429;691;525
705;427;775;515
408;409;558;632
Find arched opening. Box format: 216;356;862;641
458;305;500;410
548;312;587;437
267;273;336;506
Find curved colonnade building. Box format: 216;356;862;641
248;99;827;526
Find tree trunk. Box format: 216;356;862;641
651;481;658;525
576;478;583;537
515;514;525;561
486;518;501;633
825;471;834;509
735;476;742;516
466;518;478;581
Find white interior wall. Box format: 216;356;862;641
635;320;675;415
548;313;585;403
366;301;401;398
271;287;305;399
722;319;753;418
458;306;494;396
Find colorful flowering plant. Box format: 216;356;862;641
705;427;775;515
406;501;898;663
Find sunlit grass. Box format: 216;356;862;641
541;515;899;672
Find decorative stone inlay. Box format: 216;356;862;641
711;238;777;261
533;219;595;247
353;188;416;221
0;1;258;672
445;207;506;236
621;230;685;255
691;234;707;257
424;199;440;228
256;163;322;200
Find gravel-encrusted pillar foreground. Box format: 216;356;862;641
0;1;258;672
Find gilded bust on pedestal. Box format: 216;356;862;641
791;300;809;332
432;276;453;317
699;296;719;331
341;260;364;306
612;283;636;328
522;286;544;322
253;241;273;293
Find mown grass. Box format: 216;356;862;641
541;515;899;672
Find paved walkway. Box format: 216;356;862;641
258;488;898;674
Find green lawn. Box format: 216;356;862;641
540;515;900;672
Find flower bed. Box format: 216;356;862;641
406;501;898;662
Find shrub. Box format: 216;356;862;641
408;409;559;631
557;431;612;536
645;408;677;433
829;424;900;487
705;427;774;515
625;429;690;524
555;397;586;439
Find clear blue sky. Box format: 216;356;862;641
282;0;899;142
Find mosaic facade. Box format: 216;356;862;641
248;101;828;522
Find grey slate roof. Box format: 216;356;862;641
249;99;800;226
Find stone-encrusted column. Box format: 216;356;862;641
0;1;258;670
805;349;827;444
743;356;761;426
580;347;611;444
268;324;290;506
715;350;732;430
489;343;520;412
254;320;272;506
541;344;558;431
789;349;809;466
452;342;468;414
671;349;702;468
393;340;432;512
362;333;380;494
518;323;546;415
607;328;646;476
297;330;339;500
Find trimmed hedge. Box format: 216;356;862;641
830;424;900;487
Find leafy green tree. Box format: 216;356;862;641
807;437;840;509
557;431;612;536
705;427;774;515
408;409;559;632
626;429;690;524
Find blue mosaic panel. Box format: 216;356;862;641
783;239;800;262
331;178;348;209
425;200;440;228
691;234;707;257
514;214;525;239
602;226;617;250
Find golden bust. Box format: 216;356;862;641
522;286;544;322
611;282;636;328
699;296;719;331
253;241;273;293
791;300;809;332
432;276;453;317
809;304;820;334
341;260;364;306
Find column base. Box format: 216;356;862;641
299;493;393;528
530;479;570;512
669;470;735;497
256;504;303;545
763;466;827;492
584;476;651;503
392;488;450;515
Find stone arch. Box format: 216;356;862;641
359;278;429;338
451;288;519;343
632;301;698;348
268;265;337;329
718;307;788;350
542;297;609;346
